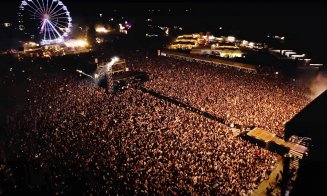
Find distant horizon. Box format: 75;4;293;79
1;0;327;62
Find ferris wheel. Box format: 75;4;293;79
18;0;72;45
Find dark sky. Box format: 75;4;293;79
1;0;326;18
1;1;326;23
2;1;326;33
2;0;326;37
1;0;327;61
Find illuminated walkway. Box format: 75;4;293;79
246;128;308;155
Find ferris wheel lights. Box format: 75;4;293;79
19;0;72;45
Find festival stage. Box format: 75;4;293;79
246;128;308;155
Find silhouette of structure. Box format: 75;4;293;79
284;90;327;195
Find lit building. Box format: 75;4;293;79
21;38;91;58
169;33;263;53
64;39;89;48
191;47;244;58
96;26;111;34
169;34;201;50
23;42;40;53
227;36;236;42
214;49;244;58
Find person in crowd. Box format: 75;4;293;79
1;53;310;194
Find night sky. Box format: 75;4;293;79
1;0;327;61
1;0;326;34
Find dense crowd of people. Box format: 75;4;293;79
128;55;310;134
1;53;312;194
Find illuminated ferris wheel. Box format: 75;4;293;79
18;0;72;45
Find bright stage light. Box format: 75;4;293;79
96;26;110;34
64;39;89;48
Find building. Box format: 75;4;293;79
190;43;244;58
168;33;264;60
169;34;201;50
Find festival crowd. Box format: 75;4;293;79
1;53;311;194
129;55;310;134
